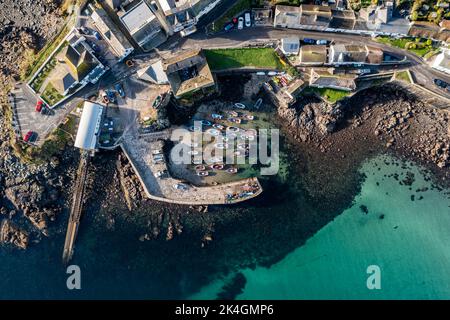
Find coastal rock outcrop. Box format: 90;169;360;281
276;85;449;173
0;219;29;249
277;96;344;142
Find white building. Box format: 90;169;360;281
137;60;169;84
432;49;450;75
280;37;300;56
90;6;134;62
75;101;104;151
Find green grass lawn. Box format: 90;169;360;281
394;70;412;83
376;36;434;57
204;48;285;70
210;0;251;32
305;87;351;103
41;82;64;106
22;22;72;81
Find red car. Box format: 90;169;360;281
23;131;34;142
35;100;43;112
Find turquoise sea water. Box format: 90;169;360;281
189;155;450;299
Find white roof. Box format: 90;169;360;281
120;1;156;34
281;37;300;54
75;101;104;151
137;60;169;84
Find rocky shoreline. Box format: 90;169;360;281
277;84;450;191
0;0;65;96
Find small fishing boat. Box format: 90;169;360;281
245;114;254;120
200;120;212;126
206;128;220;136
211;113;223;119
234;103;246;109
189;125;201;132
212;123;225;130
215;143;229;149
212;164;224;170
226;126;240;133
239;134;249;140
227;167;238;174
228;118;241;124
195;165;206;171
197;171;209;177
228;111;238;117
209;157;222;163
254;98;262;109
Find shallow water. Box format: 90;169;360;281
189;155;450;299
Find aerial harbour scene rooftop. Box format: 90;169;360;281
0;0;449;305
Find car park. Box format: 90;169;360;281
244;12;251;27
238;17;244;30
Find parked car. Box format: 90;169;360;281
224;22;234;31
238;17;244;30
150;0;159;11
115;83;125;98
180;26;197;37
35;100;43;112
79;26;90;35
173;183;188;191
434;78;449;89
107;90;116;103
357;69;371;75
244;12;251;27
93;31;102;40
23;131;34;142
303;38;316;44
102;92;109;104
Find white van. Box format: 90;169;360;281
238;17;244;30
245;12;251;27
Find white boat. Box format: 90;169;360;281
226;126;240;133
215;143;229;149
234;103;246;109
206;128;220;136
256;71;266;76
254;98;262;109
